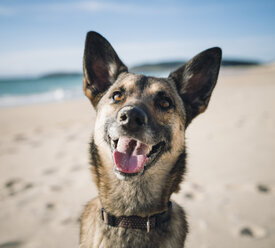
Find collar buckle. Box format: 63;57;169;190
146;217;150;233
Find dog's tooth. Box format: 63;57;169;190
111;139;115;149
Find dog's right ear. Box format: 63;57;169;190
83;31;128;107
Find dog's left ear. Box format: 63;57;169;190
169;47;222;126
83;31;128;107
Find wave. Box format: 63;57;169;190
0;88;84;107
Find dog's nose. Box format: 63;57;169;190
117;106;148;131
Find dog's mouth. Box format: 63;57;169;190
110;136;165;176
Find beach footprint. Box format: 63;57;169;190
238;224;267;239
50;185;62;192
13;133;28;142
226;182;272;194
182;182;205;201
43;168;57;175
4;178;34;197
184;192;194;199
256;184;270;193
46;203;55;210
5;178;21;196
0;241;23;248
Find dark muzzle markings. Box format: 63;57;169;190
110;103;167;176
114;105;149;173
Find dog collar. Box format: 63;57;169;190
101;201;172;233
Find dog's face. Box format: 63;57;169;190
94;73;186;179
83;32;221;181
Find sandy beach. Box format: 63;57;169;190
0;65;274;248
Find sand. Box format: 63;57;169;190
0;65;274;248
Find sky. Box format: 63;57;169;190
0;0;274;77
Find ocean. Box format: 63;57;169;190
0;75;84;107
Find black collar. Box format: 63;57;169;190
101;201;172;233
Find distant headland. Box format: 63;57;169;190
38;59;261;79
130;59;261;74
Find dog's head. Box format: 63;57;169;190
83;31;221;181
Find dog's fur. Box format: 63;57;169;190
80;31;222;248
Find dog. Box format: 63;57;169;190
80;31;221;248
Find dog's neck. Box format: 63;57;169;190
90;139;186;217
99;171;171;217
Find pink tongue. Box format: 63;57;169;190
113;137;149;174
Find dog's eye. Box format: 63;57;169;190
158;97;172;109
112;91;125;102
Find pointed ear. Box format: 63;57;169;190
169;47;222;126
83;31;128;106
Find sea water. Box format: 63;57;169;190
0;75;83;107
